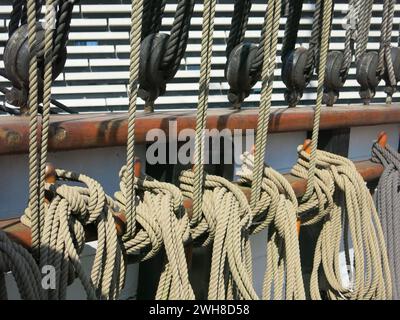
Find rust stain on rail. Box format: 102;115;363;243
0;104;399;155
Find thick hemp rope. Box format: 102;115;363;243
22;170;126;300
180;0;304;300
372;141;400;299
378;0;397;103
292;149;392;299
0;230;43;300
115;0;194;300
20;0;128;300
291;0;392;300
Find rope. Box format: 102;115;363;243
124;0;144;240
377;0;397;102
52;0;75;64
21;170;126;300
180;0;304;300
292;149;392;299
301;0;332;202
118;0;194;300
37;0;56;262
355;0;374;60
115;169;194;299
372;142;400;299
192;0;217;226
288;0;392;300
226;0;252;60
0;230;44;300
9;0;25;37
26;0;41;261
161;0;195;79
281;0;303;63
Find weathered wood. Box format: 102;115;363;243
0;160;384;250
0;104;400;155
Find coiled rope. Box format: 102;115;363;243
22;170;126;300
0;230;43;300
115;0;194;300
291;0;392;300
181;0;304;300
372;141;400;299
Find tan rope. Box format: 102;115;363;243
292;149;392;299
26;0;41;261
124;0;144;240
115;168;194;300
22;169;126;300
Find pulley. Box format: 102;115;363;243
281;47;310;107
323;51;346;106
225;42;258;107
356;51;381;104
137;0;195;113
138;33;169;113
3;23;67;112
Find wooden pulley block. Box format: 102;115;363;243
323;51;346;106
226;43;259;108
3;23;67;110
282;47;311;107
356;51;381;104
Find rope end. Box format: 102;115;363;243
377;132;388;148
302;139;312;155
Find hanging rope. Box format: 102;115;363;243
116;0;194;300
291;0;392;300
26;0;41;261
372;141;400;300
180;0;304;300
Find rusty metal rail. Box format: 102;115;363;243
0;159;384;249
0;104;400;155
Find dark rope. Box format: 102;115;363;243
141;0;166;40
372;142;400;300
226;0;252;60
52;0;76;64
281;0;304;63
161;0;195;80
9;0;25;37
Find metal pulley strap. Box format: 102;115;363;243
138;0;195;112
